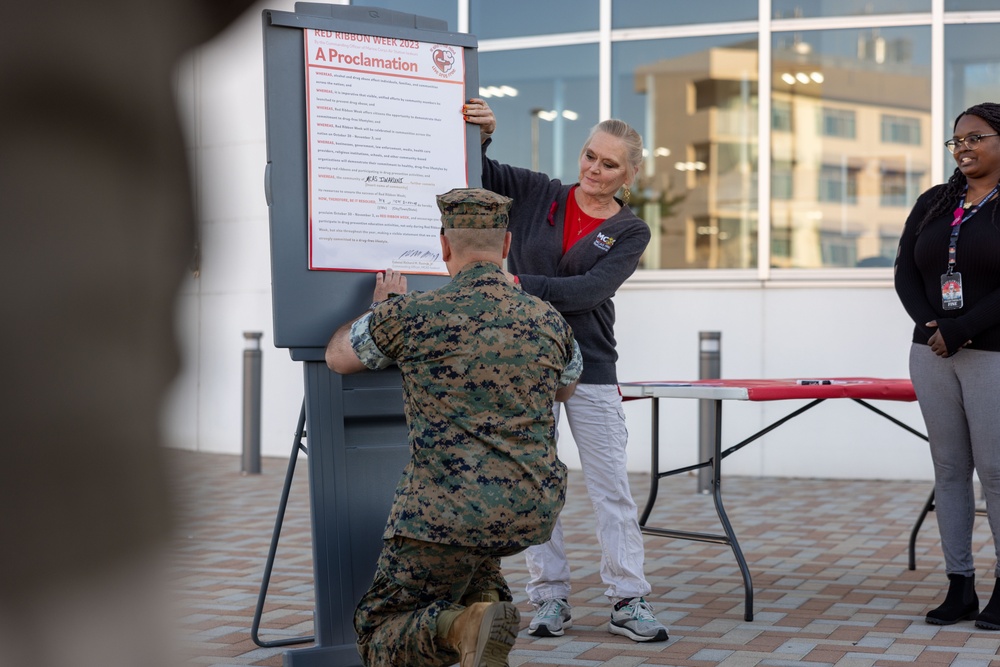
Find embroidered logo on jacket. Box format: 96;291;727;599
594;231;616;252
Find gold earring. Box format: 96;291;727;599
622;185;631;205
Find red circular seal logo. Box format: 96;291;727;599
431;45;457;77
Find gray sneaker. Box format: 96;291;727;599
527;598;572;637
608;597;668;642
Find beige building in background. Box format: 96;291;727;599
634;40;931;270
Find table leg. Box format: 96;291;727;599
707;399;754;621
640;397;660;526
638;396;754;620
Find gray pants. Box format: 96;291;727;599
910;343;1000;577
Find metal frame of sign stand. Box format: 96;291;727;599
251;400;314;649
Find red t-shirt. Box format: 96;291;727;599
562;185;606;254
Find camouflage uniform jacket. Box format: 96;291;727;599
350;261;582;549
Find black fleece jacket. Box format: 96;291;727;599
482;139;651;384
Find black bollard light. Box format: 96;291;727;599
698;331;721;493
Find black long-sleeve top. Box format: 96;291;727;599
894;184;1000;354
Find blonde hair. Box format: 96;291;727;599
582;119;644;184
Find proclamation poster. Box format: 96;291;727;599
304;29;468;274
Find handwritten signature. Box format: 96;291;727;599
397;249;440;262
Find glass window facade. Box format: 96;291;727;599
470;0;598;39
880;168;922;207
946;0;1000;9
944;24;1000;182
881;114;921;145
819;107;857;139
772;0;930;19
770;26;931;268
347;0;1000;276
478;46;599;184
612;0;756;28
612;35;759;269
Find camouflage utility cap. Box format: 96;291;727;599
437;187;512;229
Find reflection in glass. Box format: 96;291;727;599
771;26;931;268
478;46;598;183
946;0;1000;9
349;0;457;31
944;24;1000;182
612;35;759;270
612;0;755;28
772;0;929;19
470;0;597;39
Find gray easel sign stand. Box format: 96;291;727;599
261;4;480;665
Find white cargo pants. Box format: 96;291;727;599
524;383;652;603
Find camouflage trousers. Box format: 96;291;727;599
354;535;522;667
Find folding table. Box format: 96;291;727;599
620;378;933;621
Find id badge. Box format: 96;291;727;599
941;272;963;310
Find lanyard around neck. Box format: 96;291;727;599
947;183;1000;275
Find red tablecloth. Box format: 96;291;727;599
624;378;916;402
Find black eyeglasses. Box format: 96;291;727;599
945;133;1000;153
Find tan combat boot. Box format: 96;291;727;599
444;601;519;667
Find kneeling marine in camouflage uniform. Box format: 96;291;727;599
326;188;582;667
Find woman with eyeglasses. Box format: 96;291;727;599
895;102;1000;630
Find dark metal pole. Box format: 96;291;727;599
698;331;721;493
242;331;263;475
